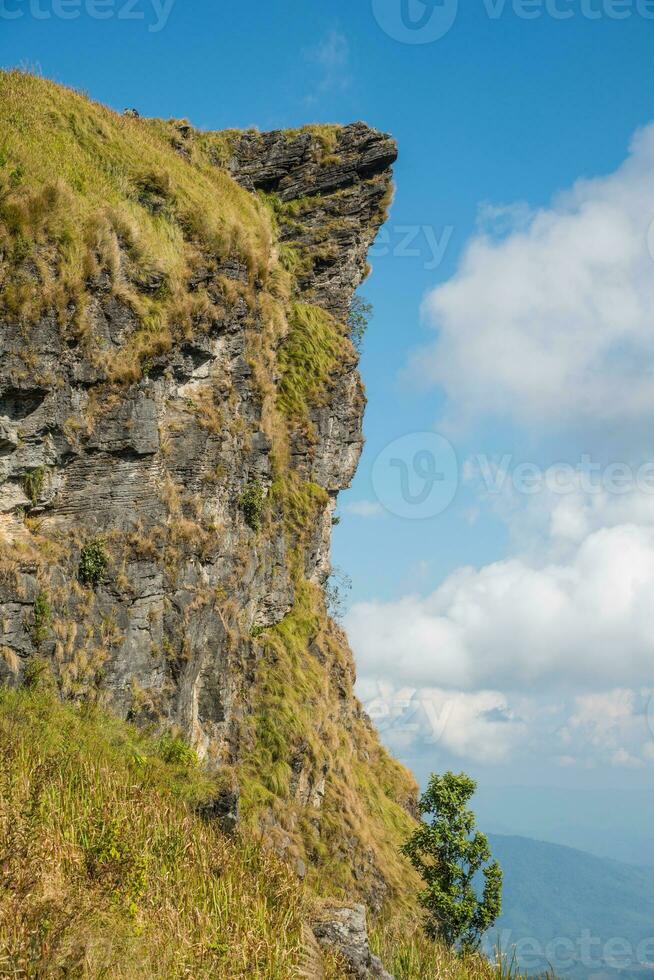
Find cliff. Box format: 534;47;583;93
0;71;418;913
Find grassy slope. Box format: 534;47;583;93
0;70;274;382
0;689;309;978
0;689;533;980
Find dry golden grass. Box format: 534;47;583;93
237;570;421;913
371;922;554;980
0;689;310;978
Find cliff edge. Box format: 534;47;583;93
0;71;417;913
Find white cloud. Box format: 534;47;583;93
305;30;351;99
465;467;654;559
348;475;654;765
417;123;654;431
564;689;654;768
360;680;526;764
347;521;654;693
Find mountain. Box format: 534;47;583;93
0;68;419;913
0;69;424;976
487;834;654;979
474;785;654;868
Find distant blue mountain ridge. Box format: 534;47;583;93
483;835;654;980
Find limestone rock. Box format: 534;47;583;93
312;905;394;979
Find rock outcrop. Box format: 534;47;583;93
0;72;418;912
313;905;395;979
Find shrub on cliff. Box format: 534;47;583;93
402;771;503;954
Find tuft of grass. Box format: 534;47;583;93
370;923;553;980
0;688;310;978
21;466;45;507
284;124;341;158
30;590;52;648
278;302;351;427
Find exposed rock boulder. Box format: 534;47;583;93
312;904;394;979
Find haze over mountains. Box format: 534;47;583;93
484;835;654;980
475;786;654;867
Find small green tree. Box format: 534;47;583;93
78;540;109;588
402;771;502;953
238;481;265;531
348;295;373;352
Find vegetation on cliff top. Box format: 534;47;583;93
0;70;274;379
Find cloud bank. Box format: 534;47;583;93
418;123;654;430
348;123;654;770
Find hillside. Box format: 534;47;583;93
0;688;312;978
488;834;654;979
0;686;533;978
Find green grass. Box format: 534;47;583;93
237;570;421;911
0;70;275;378
283;124;341;157
278;302;351;427
0;688;310;978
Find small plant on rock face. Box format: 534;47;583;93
157;732;197;769
348;295;373;352
22;466;45;507
23;656;54;691
30;591;51;648
325;566;352;622
402;771;503;954
238;481;265;532
78;540;109;587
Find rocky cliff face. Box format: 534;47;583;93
0;72;417;912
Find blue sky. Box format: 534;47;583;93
4;0;654;855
